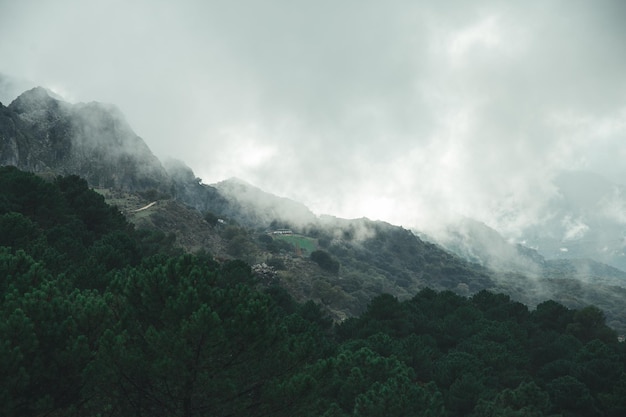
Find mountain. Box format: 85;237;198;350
428;218;626;331
0;72;35;105
428;171;626;275
428;217;545;275
0;87;238;259
1;87;171;191
272;214;496;318
3;85;626;332
0;87;497;320
518;171;626;270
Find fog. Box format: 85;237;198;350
1;0;626;240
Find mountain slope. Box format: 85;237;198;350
0;88;233;257
428;218;626;332
213;177;318;228
3;86;626;333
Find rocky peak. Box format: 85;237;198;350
1;87;171;192
8;87;61;114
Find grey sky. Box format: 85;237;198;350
1;0;625;236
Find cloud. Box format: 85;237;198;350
1;0;625;239
561;216;590;241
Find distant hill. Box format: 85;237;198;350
519;171;626;270
427;217;545;275
428;216;626;285
427;218;626;332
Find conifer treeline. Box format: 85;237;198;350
1;167;625;416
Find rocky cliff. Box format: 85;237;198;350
1;87;171;192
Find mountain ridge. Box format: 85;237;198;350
2;86;626;331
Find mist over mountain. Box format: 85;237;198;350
3;85;626;333
427;218;544;276
425;169;626;273
161;157;231;215
3;2;626;413
213;177;318;228
430;217;626;285
1;86;170;191
426;216;626;330
519;171;626;270
0;72;34;105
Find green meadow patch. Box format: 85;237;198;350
274;234;318;255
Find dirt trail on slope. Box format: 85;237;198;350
132;201;157;212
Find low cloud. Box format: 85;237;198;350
1;0;625;242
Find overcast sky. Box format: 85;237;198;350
1;0;625;236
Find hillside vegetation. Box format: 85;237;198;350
2;167;626;417
3;86;626;334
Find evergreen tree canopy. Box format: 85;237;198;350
0;167;625;417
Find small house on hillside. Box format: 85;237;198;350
272;229;293;235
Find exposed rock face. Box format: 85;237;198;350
1;87;171;192
0;103;25;167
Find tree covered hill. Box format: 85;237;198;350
1;168;626;416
